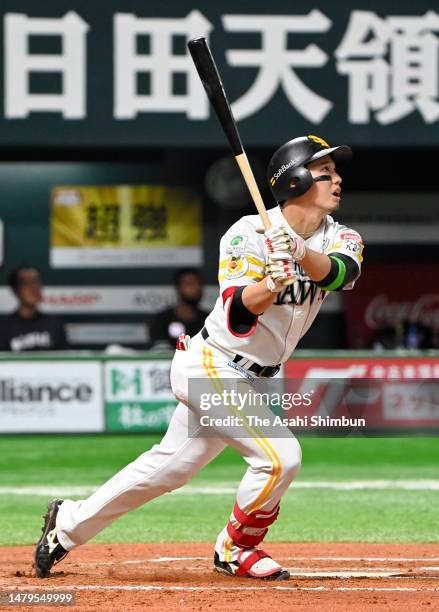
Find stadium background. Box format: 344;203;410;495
0;1;438;610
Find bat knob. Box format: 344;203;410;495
187;37;206;49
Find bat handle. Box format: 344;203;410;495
234;153;294;286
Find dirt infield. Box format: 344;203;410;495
0;543;438;611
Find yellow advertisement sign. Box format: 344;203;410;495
50;185;202;268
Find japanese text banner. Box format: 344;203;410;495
50;186;202;268
0;2;438;147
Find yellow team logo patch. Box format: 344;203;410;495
222;234;252;279
308;135;330;148
224;256;249;280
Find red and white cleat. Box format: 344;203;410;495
213;549;290;581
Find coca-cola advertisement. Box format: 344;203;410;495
345;263;439;349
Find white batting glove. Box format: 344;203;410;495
290;235;306;261
263;225;306;261
264;226;291;252
265;252;296;292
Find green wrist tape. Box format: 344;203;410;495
319;256;346;291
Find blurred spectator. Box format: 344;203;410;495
371;321;433;351
0;265;67;351
149;268;207;351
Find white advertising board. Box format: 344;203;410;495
0;361;104;433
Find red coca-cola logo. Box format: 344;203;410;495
365;295;439;329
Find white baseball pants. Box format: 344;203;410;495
56;331;301;561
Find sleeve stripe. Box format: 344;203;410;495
219;255;265;270
319;256;346;291
247;256;265;268
218;270;265;282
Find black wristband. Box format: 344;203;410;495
315;253;359;291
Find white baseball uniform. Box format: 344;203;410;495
56;205;363;568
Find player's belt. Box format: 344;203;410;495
201;327;280;378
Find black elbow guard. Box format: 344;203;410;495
228;286;258;336
315;253;359;291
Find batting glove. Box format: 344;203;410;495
263;225;306;261
265;252;296;292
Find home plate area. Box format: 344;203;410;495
1;543;438;611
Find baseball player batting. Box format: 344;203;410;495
35;135;363;581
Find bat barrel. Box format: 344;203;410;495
187;37;243;156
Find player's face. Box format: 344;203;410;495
306;155;342;212
15;268;43;307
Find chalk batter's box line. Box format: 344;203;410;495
0;585;438;594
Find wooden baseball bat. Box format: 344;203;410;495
187;37;272;231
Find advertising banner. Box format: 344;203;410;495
66;324;149;346
105;361;177;432
285;357;439;430
50;185;202;268
0;3;437;147
0;286;220;315
0;361;104;433
344;263;439;349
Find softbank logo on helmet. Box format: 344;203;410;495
270;159;295;185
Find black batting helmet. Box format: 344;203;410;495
267;135;352;203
